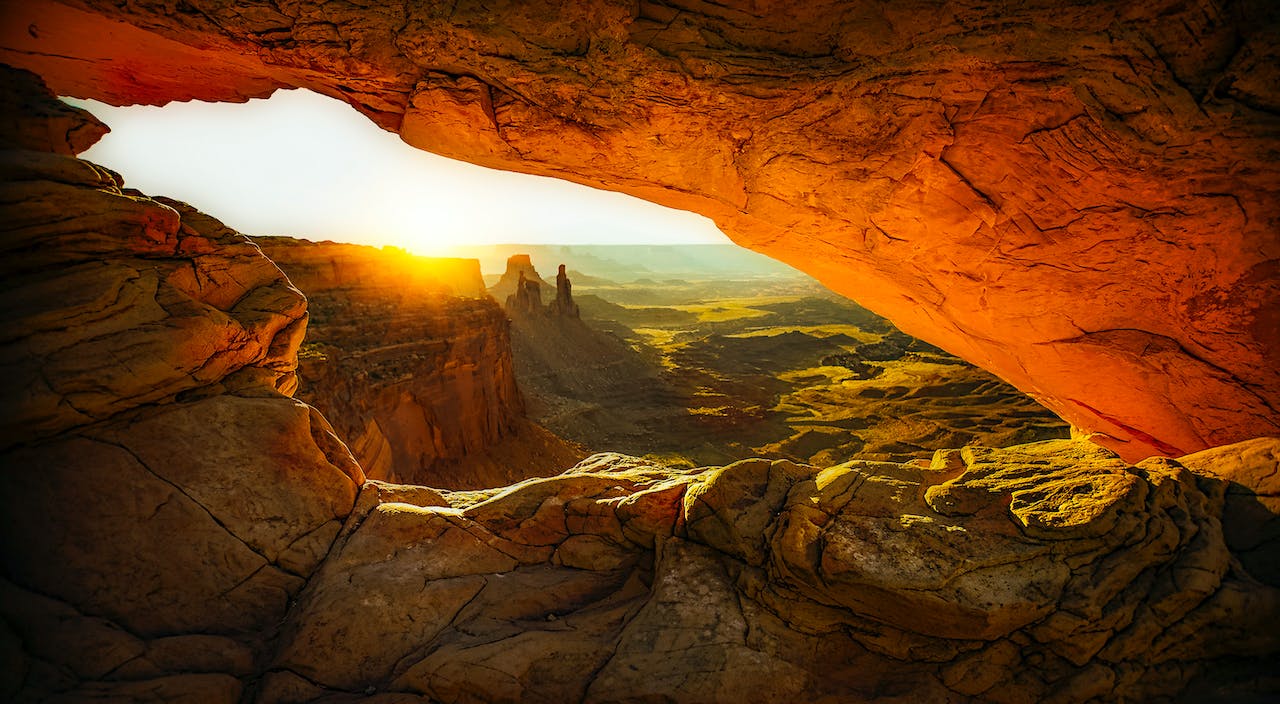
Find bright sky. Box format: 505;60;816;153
66;89;729;253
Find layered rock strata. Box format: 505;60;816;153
258;237;582;488
504;270;545;318
1;66;1278;703
0;66;365;703
3;0;1277;459
263;439;1280;703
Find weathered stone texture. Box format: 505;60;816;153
257;237;585;488
0;100;311;448
549;263;581;318
490;253;550;305
0;65;364;701
262;439;1280;703
1;5;1279;701
3;0;1277;459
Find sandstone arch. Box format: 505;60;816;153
3;0;1278;460
2;54;1279;703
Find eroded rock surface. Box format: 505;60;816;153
0;154;310;447
257;237;585;488
504;270;545;318
3;0;1278;459
490;253;550;305
2;43;1279;704
549;264;581;318
0;65;366;703
261;439;1280;703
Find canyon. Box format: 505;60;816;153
1;1;1278;702
3;0;1277;460
256;238;583;489
496;252;1070;467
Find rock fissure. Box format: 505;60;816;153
2;7;1279;701
84;433;287;571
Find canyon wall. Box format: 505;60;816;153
0;66;365;702
2;0;1277;460
256;237;487;298
257;237;584;488
1;64;1277;704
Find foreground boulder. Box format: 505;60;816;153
0;65;365;702
262;440;1279;703
2;0;1278;460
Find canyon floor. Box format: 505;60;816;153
501;253;1069;470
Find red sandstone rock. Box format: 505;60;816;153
3;0;1277;460
0;65;107;154
549;263;581;318
3;396;360;636
489;253;551;304
0;66;364;698
2;65;1277;703
257;237;586;488
0;118;309;448
505;269;546;317
264;439;1280;703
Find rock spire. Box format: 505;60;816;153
504;270;544;316
548;263;580;318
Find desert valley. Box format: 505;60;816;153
1;1;1278;703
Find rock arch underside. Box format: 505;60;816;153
1;1;1279;703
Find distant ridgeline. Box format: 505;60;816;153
447;243;807;281
260;236;488;298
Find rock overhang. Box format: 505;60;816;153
2;57;1279;702
1;0;1277;461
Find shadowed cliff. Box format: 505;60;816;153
257;237;586;489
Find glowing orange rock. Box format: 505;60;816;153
3;0;1277;460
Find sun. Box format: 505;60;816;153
65;89;730;253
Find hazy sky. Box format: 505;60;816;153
67;89;729;253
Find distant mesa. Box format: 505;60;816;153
489;253;550;303
493;254;580;319
259;236;487;298
505;270;544;316
565;269;614;287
